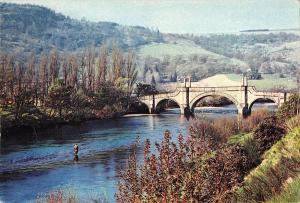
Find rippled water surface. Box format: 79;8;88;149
0;103;276;202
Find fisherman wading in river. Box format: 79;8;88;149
73;144;79;161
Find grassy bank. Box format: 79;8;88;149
267;175;300;203
235;122;300;202
226;73;296;90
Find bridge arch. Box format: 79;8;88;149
155;98;182;113
129;101;151;114
190;92;240;113
248;97;278;114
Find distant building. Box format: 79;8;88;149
161;73;171;83
246;69;262;80
161;72;178;83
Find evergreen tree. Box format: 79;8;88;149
151;75;156;87
173;71;177;82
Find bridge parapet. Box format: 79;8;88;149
189;86;245;92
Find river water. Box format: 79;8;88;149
0;104;276;203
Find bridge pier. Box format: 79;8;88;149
238;106;250;118
181;106;193;116
149;107;156;114
180;107;185;115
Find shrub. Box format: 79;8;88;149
285;115;300;131
116;131;192;202
46;81;73;118
235;127;300;202
35;190;76;203
242;136;261;167
213;117;239;142
199;144;253;202
253;116;286;155
241;108;271;132
237;156;300;202
117;130;256;203
191;119;221;156
35;189;109;203
277;93;300;120
267;175;300;203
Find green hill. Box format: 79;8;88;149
1;3;299;83
0;3;163;56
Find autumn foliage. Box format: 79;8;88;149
116;128;255;202
253;116;286;155
117;108;287;203
0;45;138;129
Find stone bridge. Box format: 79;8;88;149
139;79;289;117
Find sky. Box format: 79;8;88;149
1;0;299;33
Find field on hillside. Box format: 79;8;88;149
274;40;300;64
158;74;296;91
226;74;297;90
137;41;216;58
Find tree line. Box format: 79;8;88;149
0;44;138;123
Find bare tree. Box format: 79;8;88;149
68;55;78;88
86;48;95;92
111;43;124;81
13;62;24;120
25;55;36;104
26;55;35;85
79;52;87;90
5;54;15;105
62;56;68;85
96;46;108;87
49;49;59;84
39;54;49;106
125;50;138;96
0;54;7;104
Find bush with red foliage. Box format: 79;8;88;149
116;130;255;203
213;118;239;142
196;144;253;203
241;108;271;132
191;108;270;146
253;116;286;155
116;131;192;202
190;119;221;156
35;190;76;203
116;110;281;202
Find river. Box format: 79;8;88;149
0;104;276;203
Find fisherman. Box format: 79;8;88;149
73;144;79;155
73;144;79;162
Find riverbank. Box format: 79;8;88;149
115;97;300;202
0;107;126;138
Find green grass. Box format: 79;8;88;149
226;74;296;90
261;127;300;167
244;127;300;183
0;109;11;117
0;105;15;121
235;127;300;202
267;175;300;203
227;133;253;146
137;42;215;58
